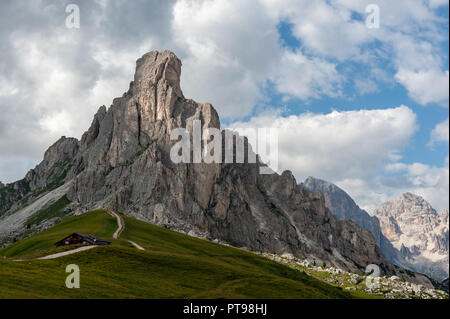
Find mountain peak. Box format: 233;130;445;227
304;176;323;184
303;176;332;189
400;192;424;202
374;192;448;281
397;192;437;216
303;176;349;198
132;50;183;99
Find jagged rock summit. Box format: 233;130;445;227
374;193;449;281
0;51;439;287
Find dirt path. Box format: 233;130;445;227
37;246;98;260
12;246;98;261
128;240;145;250
108;211;124;239
108;211;144;250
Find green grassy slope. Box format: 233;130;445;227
0;210;361;299
1;210;118;259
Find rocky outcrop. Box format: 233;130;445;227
0;179;31;217
25;136;79;191
374;193;449;281
1;50;438;287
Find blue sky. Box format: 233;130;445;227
275;17;449;166
0;0;448;212
275;18;448;167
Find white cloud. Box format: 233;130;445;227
334;0;440;32
382;157;449;213
171;0;350;117
172;0;280;118
288;1;370;60
395;68;449;106
229;105;418;181
0;76;19;96
429;118;450;145
354;78;379;95
271;50;343;100
263;0;449;106
427;0;449;9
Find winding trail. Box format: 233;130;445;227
108;211;145;250
108;211;124;239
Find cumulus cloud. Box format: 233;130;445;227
172;0;280;118
276;0;371;61
429;118;450;145
265;0;450;106
395;68;449;106
271;50;343;100
229;106;416;185
427;0;450;9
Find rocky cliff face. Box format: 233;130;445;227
374;193;449;281
0;51;438;286
302;177;414;270
302;177;383;244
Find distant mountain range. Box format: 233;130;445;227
0;50;444;289
303;177;449;282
